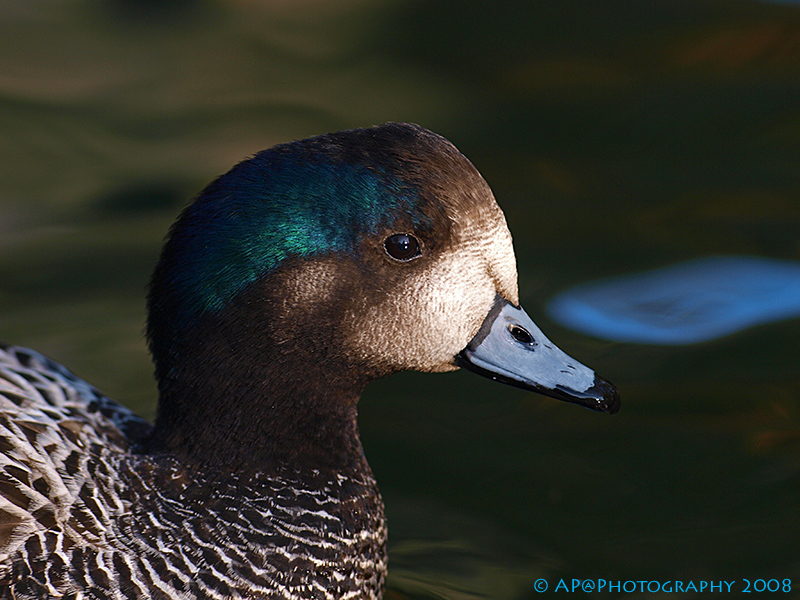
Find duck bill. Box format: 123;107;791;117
455;295;620;414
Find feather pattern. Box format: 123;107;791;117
0;346;386;599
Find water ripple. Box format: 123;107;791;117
548;256;800;344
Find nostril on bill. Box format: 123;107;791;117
507;324;536;346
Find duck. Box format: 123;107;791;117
0;122;619;600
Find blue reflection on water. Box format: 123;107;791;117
547;256;800;344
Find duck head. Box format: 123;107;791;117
146;123;618;466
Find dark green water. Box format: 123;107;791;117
2;1;800;597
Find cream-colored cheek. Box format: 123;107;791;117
344;206;520;374
482;219;519;306
344;254;499;373
405;254;500;372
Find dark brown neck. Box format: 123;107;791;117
146;380;367;475
143;287;373;475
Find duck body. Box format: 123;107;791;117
0;123;618;599
0;345;385;599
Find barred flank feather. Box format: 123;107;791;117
0;346;386;599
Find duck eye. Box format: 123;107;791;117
384;233;421;261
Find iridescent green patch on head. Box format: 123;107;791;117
149;132;426;335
